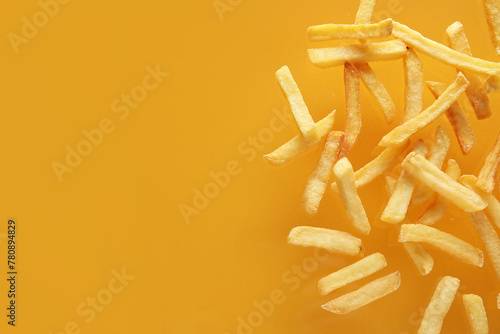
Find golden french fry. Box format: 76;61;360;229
302;132;344;215
264;111;335;166
287;226;363;255
477;132;500;193
402;48;424;123
418;276;460;334
392;21;500;76
379;73;469;148
318;252;387;295
340;63;362;157
333;157;371;235
307;19;392;41
426;81;476;155
308;39;407;68
385;175;398;195
275;66;319;146
332;143;410;191
418;159;461;225
483;0;500;56
399;224;484;266
402;152;487;212
463;294;489;334
321;271;401;314
355;62;395;124
355;0;376;24
461;175;500;230
468;211;500;281
446;21;492;120
381;140;429;224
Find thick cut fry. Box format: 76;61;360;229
355;62;395;124
380;73;469;148
461;175;500;230
340;63;362;157
426;81;476;155
302;132;344;215
264;111;335;166
382;140;428;224
392;21;500;76
463;294;489;334
307;19;392;41
402;48;424;123
477;132;500;193
318;252;387;295
355;0;376;24
418;276;460;334
446;22;492;119
399;224;484;266
275;66;319;146
468;211;500;281
332;143;409;191
333;158;371;235
308;40;407;68
483;0;500;56
321;271;401;314
418;159;461;225
402;152;487;212
287;226;363;256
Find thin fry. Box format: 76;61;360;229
399;224;484;266
307;19;392;41
355;0;376;24
302;131;344;215
461;175;500;230
402;48;424;123
483;0;500;56
463;294;489;334
333;158;371;235
340;63;362;157
308;39;407;68
379;73;469;148
477;132;500;193
468;211;500;281
287;226;363;256
321;271;401;314
418;276;460;334
318;252;387;295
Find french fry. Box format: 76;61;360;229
381;140;429;224
418;276;460;334
402;152;487;212
379;73;469;148
302;132;344;215
307;19;393;41
461;175;500;230
426;81;476;155
418;159;461;225
263;111;335;166
355;62;396;124
477;132;500;193
287;226;363;256
308;39;407;68
483;0;500;56
275;66;319;146
468;211;500;281
321;271;401;314
498;293;500;310
402;48;424;123
340;63;362;157
463;294;489;334
332;143;410;191
355;0;376;24
392;21;500;76
333;158;371;235
399;224;484;267
446;21;492;119
318;252;387;295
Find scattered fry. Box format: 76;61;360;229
340;63;362;157
302;131;344;215
307;19;392;41
418;276;460;334
402;48;424;123
355;0;376;24
287;226;363;256
318;252;387;295
468;211;500;281
399;224;484;267
461;175;500;230
463;294;489;334
333;157;371;235
321;271;401;314
483;0;500;56
477;132;500;193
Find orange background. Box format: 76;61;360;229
0;0;499;333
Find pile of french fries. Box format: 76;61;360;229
266;0;500;332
